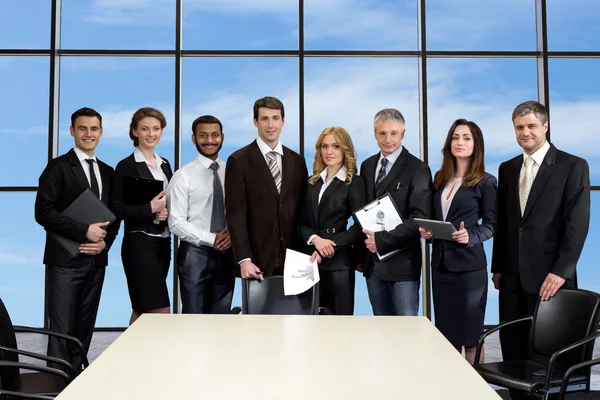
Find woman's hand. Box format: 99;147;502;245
419;227;433;240
451;221;469;244
151;191;166;213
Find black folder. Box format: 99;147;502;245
123;174;163;206
49;188;117;258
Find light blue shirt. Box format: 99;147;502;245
374;146;403;184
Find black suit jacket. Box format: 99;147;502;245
491;144;590;294
299;174;366;271
430;173;497;273
34;149;120;268
225;140;308;275
359;147;433;281
110;153;173;235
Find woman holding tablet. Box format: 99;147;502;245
419;119;497;364
299;127;365;315
110;107;173;325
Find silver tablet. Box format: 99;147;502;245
414;218;457;241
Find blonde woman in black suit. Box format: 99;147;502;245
299;127;366;315
110;107;173;325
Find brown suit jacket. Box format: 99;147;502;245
225;140;308;275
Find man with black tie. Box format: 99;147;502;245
225;96;308;279
34;107;120;373
492;101;590;369
359;108;433;316
167;115;234;313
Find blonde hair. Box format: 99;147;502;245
308;126;357;185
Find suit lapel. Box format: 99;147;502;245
97;160;110;205
311;179;322;224
160;162;173;181
248;141;279;197
522;146;558;222
363;155;378;202
444;184;465;222
318;178;343;214
280;146;295;200
375;150;407;198
507;156;523;220
67;149;90;191
134;156;154;180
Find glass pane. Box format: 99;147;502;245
578;192;600;300
0;1;51;49
426;0;536;51
548;0;600;51
426;58;538;324
183;0;298;50
61;0;175;49
0;57;49;186
304;57;420;316
549;59;600;186
305;0;417;50
59;56;175;327
0;193;45;326
181;57;299;166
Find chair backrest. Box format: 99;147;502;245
530;289;600;370
241;276;319;315
0;298;20;387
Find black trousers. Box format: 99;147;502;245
319;269;355;315
47;260;105;374
177;242;235;314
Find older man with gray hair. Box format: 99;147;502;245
359;108;433;316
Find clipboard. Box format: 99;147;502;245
353;193;403;261
414;218;457;241
48;188;116;258
123;174;163;206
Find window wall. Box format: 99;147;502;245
2;0;599;326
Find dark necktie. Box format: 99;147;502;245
375;158;389;191
86;159;100;198
209;161;226;232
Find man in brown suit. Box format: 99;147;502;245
225;96;308;279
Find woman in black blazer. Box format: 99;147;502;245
299;126;366;315
419;119;497;364
110;107;173;325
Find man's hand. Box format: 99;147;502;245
214;228;231;253
240;260;262;280
492;273;501;290
86;221;109;242
309;251;322;264
451;221;469;244
363;229;377;254
312;236;336;258
79;240;106;255
539;273;566;301
155;208;168;221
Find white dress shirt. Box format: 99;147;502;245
307;166;348;245
519;140;551;184
73;147;103;200
375;146;403;184
130;148;170;238
167;153;226;248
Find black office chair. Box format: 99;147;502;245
556;357;600;400
473;289;600;399
0;297;88;397
238;276;331;315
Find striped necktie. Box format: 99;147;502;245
266;151;281;193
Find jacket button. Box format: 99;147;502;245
519;227;523;232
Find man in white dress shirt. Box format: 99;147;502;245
167;115;234;314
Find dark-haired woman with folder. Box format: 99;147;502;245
299;126;366;315
110;107;173;325
419;119;497;364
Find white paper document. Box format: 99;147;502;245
353;193;403;261
283;249;320;296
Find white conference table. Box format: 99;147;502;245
56;315;500;399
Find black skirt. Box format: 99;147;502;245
121;232;171;311
432;263;488;347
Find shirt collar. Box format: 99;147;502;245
319;165;347;183
195;152;222;170
73;147;97;162
134;147;163;168
378;146;403;166
256;136;284;157
523;141;550;166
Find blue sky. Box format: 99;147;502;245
1;0;599;326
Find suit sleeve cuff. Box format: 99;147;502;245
307;234;317;245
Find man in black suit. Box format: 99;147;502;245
225;96;308;279
492;101;590;366
35;107;120;374
360;108;433;316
